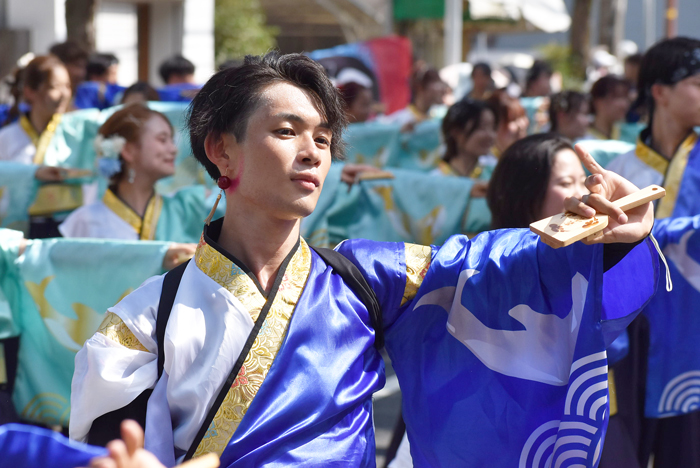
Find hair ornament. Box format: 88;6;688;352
94;133;126;178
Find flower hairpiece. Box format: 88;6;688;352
94;134;126;178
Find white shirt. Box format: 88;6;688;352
59;201;140;240
606;149;664;189
0;121;35;164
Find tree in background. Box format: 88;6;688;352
66;0;98;52
215;0;279;65
569;0;593;80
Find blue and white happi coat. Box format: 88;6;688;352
70;222;658;467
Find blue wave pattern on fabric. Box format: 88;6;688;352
648;214;700;417
338;231;657;467
642;138;700;418
0;423;106;468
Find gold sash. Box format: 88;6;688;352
191;236;311;458
21;114;84;216
102;189;163;240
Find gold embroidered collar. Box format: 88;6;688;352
19;113;62;165
437;160;482;179
191;219;311;457
102;188;162;240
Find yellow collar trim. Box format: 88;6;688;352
192;234;311;457
635;137;670;176
588;124;620;141
19;113;62;165
102;189;162;240
408;104;428;121
437;160;458;176
656;132;699;219
437;160;483;178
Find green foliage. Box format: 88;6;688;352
214;0;279;64
539;42;586;91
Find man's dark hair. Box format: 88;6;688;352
87;53;119;80
471;62;492;78
122;81;160;103
442;98;498;162
624;53;643;66
525;60;553;91
159;54;196;84
636;37;700;119
187;52;348;180
549;91;588;132
49;41;88;64
487;133;573;229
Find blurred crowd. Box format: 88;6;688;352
1;33;700;468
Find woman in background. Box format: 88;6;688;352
589;75;632;140
549;90;592;142
435;98;497;182
59;104;207;267
338;81;373;123
486;89;529;158
0;54;75;238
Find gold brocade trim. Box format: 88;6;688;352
491;145;501;159
96;312;148;352
102;189;163;240
657;132;699;219
437;160;457;176
437;160;482;179
588;124;620;141
27;184;83;216
140;194;163;241
192;236;311;458
19;114;62;165
401;243;432;307
608;369;618;417
408;104;428;122
0;344;7;384
634;137;669;176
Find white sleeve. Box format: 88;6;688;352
69;275;164;442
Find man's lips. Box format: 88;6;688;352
291;173;320;187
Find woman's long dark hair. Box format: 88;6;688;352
487;133;573;229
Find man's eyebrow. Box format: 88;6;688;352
273;113;331;130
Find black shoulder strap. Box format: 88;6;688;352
311;247;384;350
156;260;189;378
86;260;189;447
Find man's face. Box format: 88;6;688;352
221;82;333;221
666;74;700;128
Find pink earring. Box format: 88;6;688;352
205;174;231;225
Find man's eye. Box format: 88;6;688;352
315;137;330;145
277;128;294;136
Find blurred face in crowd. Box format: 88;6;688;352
497;113;529;153
348;88;373;123
217;82;332;220
106;64;119;84
122;115;177;183
624;62;640;87
594;84;631;123
539;148;587;218
65;59;87;89
655;73;700;128
457;109;497;158
24;65;72;116
422;80;446;107
472;68;491;94
557;101;591;141
528;73;551;97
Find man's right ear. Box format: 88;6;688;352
204;132;235;176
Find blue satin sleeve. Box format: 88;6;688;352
0;423;106;468
336;239;423;329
